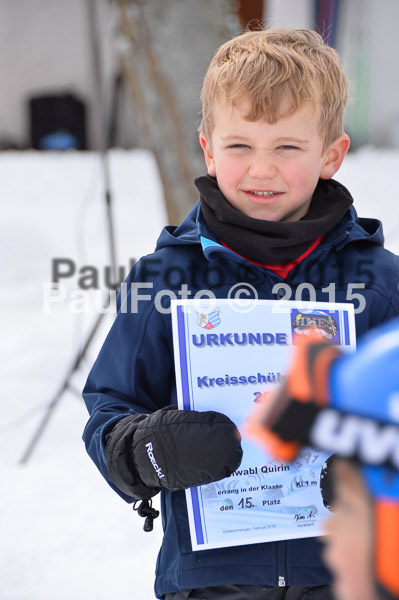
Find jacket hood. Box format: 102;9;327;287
155;203;204;250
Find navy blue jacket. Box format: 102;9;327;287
83;197;399;598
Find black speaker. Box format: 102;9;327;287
29;93;87;150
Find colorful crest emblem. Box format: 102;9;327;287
292;310;338;340
196;307;221;329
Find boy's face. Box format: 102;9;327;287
323;460;376;600
200;99;349;222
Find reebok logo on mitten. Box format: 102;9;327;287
145;441;165;479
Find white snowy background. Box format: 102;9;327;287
1;147;399;600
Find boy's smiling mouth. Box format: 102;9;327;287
244;190;283;201
248;190;280;197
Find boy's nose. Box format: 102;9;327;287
248;156;277;179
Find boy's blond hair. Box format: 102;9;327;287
199;28;348;151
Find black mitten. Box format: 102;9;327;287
106;405;243;500
320;454;337;511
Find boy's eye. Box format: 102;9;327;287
278;145;299;151
227;144;250;149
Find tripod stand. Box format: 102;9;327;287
20;0;119;464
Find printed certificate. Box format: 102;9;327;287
171;299;356;551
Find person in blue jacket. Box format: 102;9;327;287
246;317;399;600
82;29;399;600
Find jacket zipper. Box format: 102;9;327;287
277;540;287;587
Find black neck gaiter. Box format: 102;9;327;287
195;175;353;265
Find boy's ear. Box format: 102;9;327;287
320;133;350;180
199;133;216;177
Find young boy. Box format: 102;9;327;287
82;29;399;599
246;317;399;600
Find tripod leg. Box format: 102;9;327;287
20;1;120;466
19;309;106;465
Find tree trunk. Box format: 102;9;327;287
115;0;240;224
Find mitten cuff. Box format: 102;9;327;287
105;414;161;500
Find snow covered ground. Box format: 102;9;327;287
1;150;167;600
1;147;399;600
